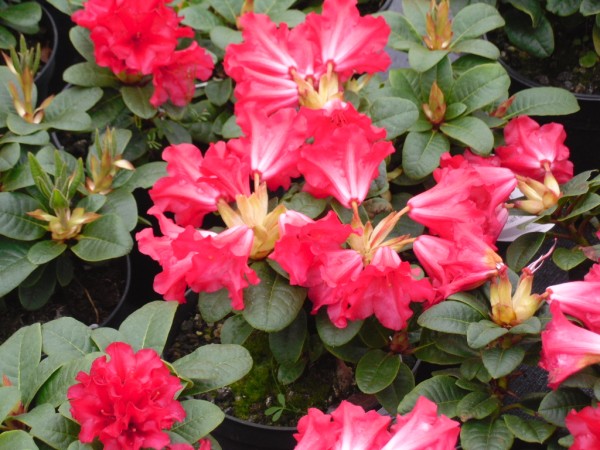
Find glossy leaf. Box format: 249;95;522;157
356;350;401;394
457;391;501;421
418;300;485;335
539;388;591;426
269;309;307;365
316;309;363;347
171;399;224;443
467;320;509;349
482;346;526;378
461;418;514;450
375;362;415;414
506;232;545;272
398;375;467;417
503;414;556;443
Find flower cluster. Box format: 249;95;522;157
67;342;187;450
72;0;214;107
294;397;460;450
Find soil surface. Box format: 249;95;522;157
164;310;377;427
0;257;128;344
488;15;600;95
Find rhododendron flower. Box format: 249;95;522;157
68;342;185;450
150;42;214;107
294;400;392;450
566;405;600;450
539;302;600;389
293;397;459;450
136;213;258;308
381;397;461;450
546;263;600;333
413;231;504;303
408;153;516;245
234;105;309;190
168;438;212;450
299;124;394;208
495;115;573;183
73;0;192;75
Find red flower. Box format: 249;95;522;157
294;400;392;450
566;406;600;450
547;263;600;333
408;153;516;246
304;0;391;81
68;342;185;450
234;105;309;190
150;42;214;107
539;302;600;389
299;124;393;208
413;231;504;303
381;397;461;450
495;115;574;183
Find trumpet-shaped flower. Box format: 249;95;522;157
547;263;600;333
408;153;516;245
298;124;393;208
413;231;504;303
539;302;600;389
68;342;185;450
565;406;600;450
495;115;573;183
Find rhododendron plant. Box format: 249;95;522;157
566;406;600;450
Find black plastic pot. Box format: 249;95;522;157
34;5;59;100
211;415;296;450
98;254;132;329
500;60;600;175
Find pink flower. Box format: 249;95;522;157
234;105;309;190
495;116;574;183
293;397;460;450
381;397;461;450
304;0;391;81
294;400;392;450
136;214;259;308
73;0;192;75
150;42;214;107
413;231;504;303
539;302;600;389
299;124;394;208
68;342;186;450
408;153;516;245
547;263;600;333
566;406;600;450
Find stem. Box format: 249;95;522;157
75;277;100;325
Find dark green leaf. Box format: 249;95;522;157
402;130;449;179
418;301;484;335
482;346;526;378
375;362;415;413
506;232;545;272
503;414;556;443
461;418;514;450
356;349;401;394
269;309;307;365
539;388;591;426
457;391;501;421
398;375;467;417
316;309;363;347
467;320;509;349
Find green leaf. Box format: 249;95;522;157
27;240;67;265
505;87;580;118
254;0;295;15
171;399;224;443
173;344;252;396
29;413;79;449
269;309;307;365
414;329;466;365
242;261;306;332
467;320;509;349
277;359;306;385
208;0;243;24
539;388;591;426
552;247;588;271
460;418;514;450
45;87;103;120
408;46;449;72
356;349;401;394
98;189;138;232
375;362;415;414
42;317;95;359
398;375;467;417
0;323;41;405
560;192;600;220
402;130;449;179
418;301;485;335
121;161;167;191
316;309;363;347
205;78;233;107
482;346;526;378
0;430;38;450
121;85;157;119
0;386;21;424
369;98;419;139
220;114;243;138
71;214;133;261
452;38;500;59
180;5;223;32
91;327;124;352
0;192;46;240
220;314;253;345
503;414;556;443
282;192;328;219
505;10;553;58
270;9;305;26
0;238;37;296
119;300;178;354
63;62;119;88
209;25;243;50
0;142;20;172
69;26;94;62
509;316;542;335
440;115;494;154
198;289;232;322
506;232;545;272
457;391;501;421
450;63;510;114
461;357;492;382
379;11;424;51
452;3;505;43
